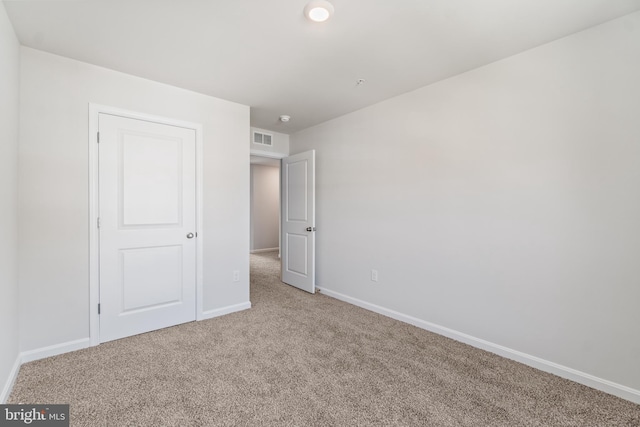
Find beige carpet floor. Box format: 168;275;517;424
9;251;640;426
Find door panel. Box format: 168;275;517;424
285;161;308;221
121;134;182;226
120;245;183;312
282;150;315;293
285;234;308;276
99;113;196;343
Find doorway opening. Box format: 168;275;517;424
250;155;282;257
249;150;317;295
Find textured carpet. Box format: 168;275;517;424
9;251;640;426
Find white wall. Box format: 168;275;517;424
19;48;250;352
290;11;640;399
250;127;289;157
0;2;20;402
250;164;280;251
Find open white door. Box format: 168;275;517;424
98;113;197;342
281;150;316;293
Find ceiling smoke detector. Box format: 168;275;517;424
304;0;334;23
280;115;291;123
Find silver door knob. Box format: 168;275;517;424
186;233;194;239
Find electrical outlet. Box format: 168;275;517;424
371;269;378;282
233;270;240;282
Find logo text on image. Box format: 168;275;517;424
0;405;69;426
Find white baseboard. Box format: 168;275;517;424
317;286;640;405
20;306;253;356
2;304;253;402
200;301;252;320
20;338;91;364
2;338;91;403
250;247;279;254
0;355;21;403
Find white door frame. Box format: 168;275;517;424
250;149;286;160
88;104;204;346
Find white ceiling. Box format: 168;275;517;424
5;0;640;134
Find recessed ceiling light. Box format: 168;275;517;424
280;115;291;123
304;0;334;23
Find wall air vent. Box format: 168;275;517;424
253;131;273;146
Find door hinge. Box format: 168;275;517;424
97;132;100;143
97;217;101;228
98;303;101;314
